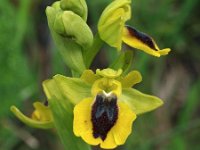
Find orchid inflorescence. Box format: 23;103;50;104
11;0;171;149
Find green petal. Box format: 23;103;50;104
120;70;142;88
10;106;54;129
52;74;91;104
81;70;100;84
120;88;163;115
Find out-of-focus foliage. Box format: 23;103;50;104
0;0;32;117
0;0;200;150
0;0;33;149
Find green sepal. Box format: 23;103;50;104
98;0;131;50
43;79;91;150
60;0;88;21
10;105;54;129
110;51;133;75
120;88;163;115
53;74;92;104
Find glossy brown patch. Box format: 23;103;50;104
91;93;118;141
126;25;158;51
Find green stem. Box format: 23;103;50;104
71;70;80;77
84;33;103;68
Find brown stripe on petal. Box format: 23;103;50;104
125;25;158;51
91;93;118;141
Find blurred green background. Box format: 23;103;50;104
0;0;200;149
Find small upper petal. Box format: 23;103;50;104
120;70;142;88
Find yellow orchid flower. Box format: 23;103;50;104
11;68;163;149
43;68;163;149
98;0;171;57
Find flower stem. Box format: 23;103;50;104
84;33;103;68
71;70;80;77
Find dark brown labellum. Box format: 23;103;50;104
91;93;118;141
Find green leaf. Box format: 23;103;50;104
43;79;91;150
120;88;163;115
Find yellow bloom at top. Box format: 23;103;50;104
98;0;171;57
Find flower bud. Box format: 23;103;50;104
46;1;93;74
60;0;88;21
53;11;93;48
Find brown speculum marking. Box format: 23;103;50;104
91;93;118;141
126;25;158;51
44;100;49;106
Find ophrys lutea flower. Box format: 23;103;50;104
70;68;163;149
11;68;163;149
98;0;171;57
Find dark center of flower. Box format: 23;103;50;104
91;92;118;141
